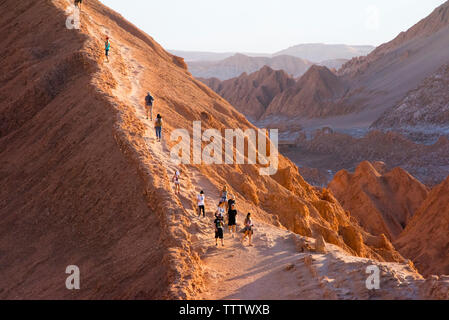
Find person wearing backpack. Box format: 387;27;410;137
145;92;154;121
227;203;238;238
104;36;111;62
154;114;163;142
214;212;225;247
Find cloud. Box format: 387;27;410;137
365;5;380;30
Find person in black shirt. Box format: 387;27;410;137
227;204;238;238
214;213;225;247
227;194;235;213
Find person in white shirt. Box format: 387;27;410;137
197;191;206;218
173;170;181;194
242;212;254;246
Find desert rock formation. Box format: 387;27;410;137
395;176;449;277
285;130;449;186
372;63;449;142
263;65;348;119
336;1;449;123
329;162;429;240
199;66;295;120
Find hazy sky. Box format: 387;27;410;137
100;0;446;53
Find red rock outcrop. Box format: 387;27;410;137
199;66;295;120
329;162;429;240
395;176;449;276
263;65;348;119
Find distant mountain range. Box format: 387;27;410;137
168;50;271;62
190;53;314;80
199;1;449;137
170;43;375;80
273;43;374;62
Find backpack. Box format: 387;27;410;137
146;94;154;106
155;118;162;127
215;218;223;229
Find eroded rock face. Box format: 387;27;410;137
329;161;429;240
199;66;296;121
395;176;449;277
372;64;449;142
263;65;348;119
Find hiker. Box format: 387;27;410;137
104;36;111;62
220;186;228;211
145;92;155;121
173;170;181;194
74;0;83;10
154;114;163;142
227;194;236;213
228;203;238;237
242;213;254;246
215;201;226;219
197;190;206;218
214;211;225;247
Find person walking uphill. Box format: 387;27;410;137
242;213;254;246
220;186;229;211
104;36;111;62
215;201;226;219
197;191;206;218
154;114;163;142
214;212;225;247
173;170;181;194
228;203;238;238
145;92;154;121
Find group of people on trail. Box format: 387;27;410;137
97;23;163;143
93;2;251;248
145;92;163;142
191;186;254;247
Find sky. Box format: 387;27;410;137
100;0;446;53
